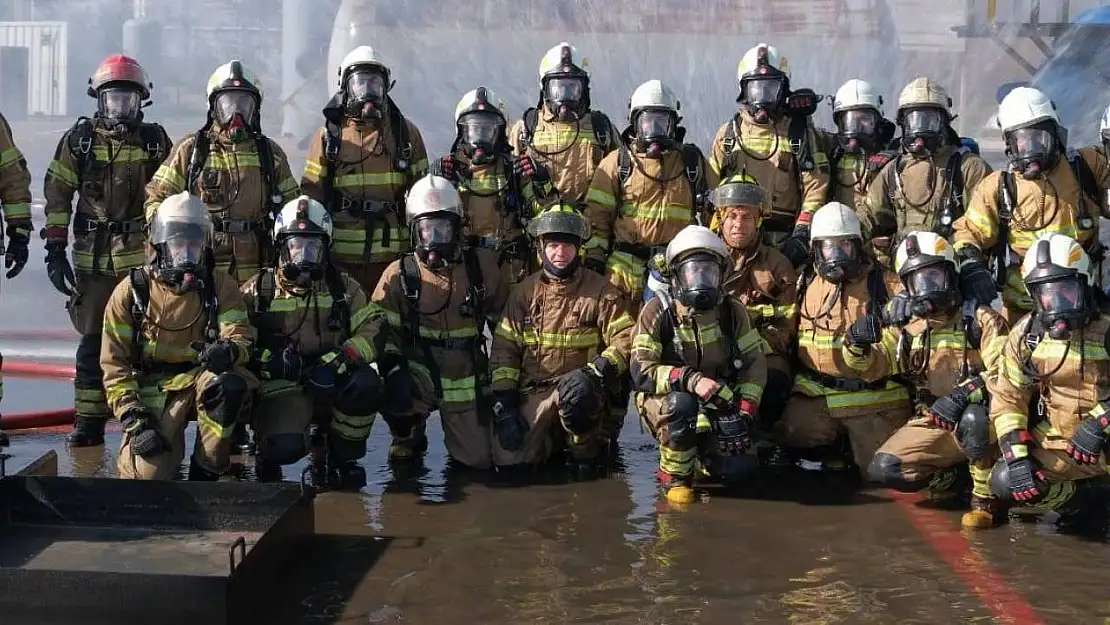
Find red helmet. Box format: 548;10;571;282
87;54;152;99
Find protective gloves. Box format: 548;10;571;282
845;313;882;348
1066;403;1110;465
122;407;166;458
44;240;76;295
492;391;528;452
191;339;238;374
1000;429;1049;503
928;375;985;431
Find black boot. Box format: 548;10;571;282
231;423;254;455
329;461;367;490
65;416;106;447
1055;479;1110;533
0;429;8;448
187;457;221;481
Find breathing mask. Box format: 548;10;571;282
1006;123;1060;180
154;223;205;290
540;234;581;279
457;111;504;165
413;214;459;270
543;75;587;122
344;68;387;120
904;264;958;317
279;234;327;288
98;87;143;128
814;237;861;284
634;109;676;157
836;108;880;154
672;253;723;311
742;77;787;124
1031;277;1088;340
900;107;946;156
212;90;257;142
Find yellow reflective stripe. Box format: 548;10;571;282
2;203;31;220
532;128;599;146
330;408;375;440
521;327;599;349
632;333;661;358
0;146;24;168
349;301;383;330
737;382;762;401
218;307;248;325
619;201;692;222
73;248;147;272
141;341;199;363
461;174;508;194
584;234;609;251
491;366;519;384
45;211;71;227
1010;223;1086;252
91;145;151;163
587;187;616;208
676;322;722;345
46;159;79;187
381;309;479;339
659;445;696;477
995;412;1027;437
797;333;843;349
344;335;375;362
736;328;762;353
411;156;429;174
203;152;263;169
151;163;186;190
600;347;627;373
441;375;477;403
277;174;299;197
1034;340;1108;361
652;364;679;394
800;201;823;212
103;320;133;340
792;374;909;408
303;159;323;179
605;311;635;337
842;344;872;372
495;317;522;342
196;410;229;440
334;171;407;188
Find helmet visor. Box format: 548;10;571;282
99;88;142;122
162;223;205;268
544;76;585;105
902;108;945;135
839;109;879;135
816;238;856;265
907;265;950;296
635;110;675;142
345;69;387;102
284;235;326;266
459;111;503;147
1030;278;1084;316
675;258;721;292
416;217;456;247
213;90;258;125
1008;127;1054;163
744;78;784;108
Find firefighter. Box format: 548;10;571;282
630;225;767;505
42;55;172;448
864;77;992;264
988;233;1110;528
436;87;556;284
145;59;300;285
301;45;429;294
953;86;1110;324
856;232;1010;528
373;174;509;469
778;201;912;476
242;195;394;488
0;105;34;446
101;192;257;480
709;42;829;267
823;79;898;211
509;42;621;209
712;175;797;431
489;204;635;474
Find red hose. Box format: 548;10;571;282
0;408;74;429
2;360;75;380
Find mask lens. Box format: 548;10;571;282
745;79;783;107
1009;128;1054;161
676;259;721;291
345;70;386;102
164;225;204;268
817;238;855;264
903;109;944;135
636;110;674;141
286;236;325;265
840;109;878;135
214;90;257;125
544;77;584;104
459;112;503;146
100;88;141;121
1033;279;1083;314
417;218;455;246
908;265;948;296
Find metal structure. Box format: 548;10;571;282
0;21;67;117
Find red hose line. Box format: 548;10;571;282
0;408;74;430
2;360;75;380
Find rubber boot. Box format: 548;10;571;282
655;468;695;505
230;423;254;455
0;429;8;448
65;416;106;447
187;457;221;481
330;460;367;490
961;495;1007;529
1054;479;1110;533
388;422;428;462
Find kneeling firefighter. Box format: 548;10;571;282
712;175;797;431
854;232;1010;528
242;195;394;487
101;192;258;480
987;233;1110;527
489;204;635;473
777;202;912;476
373;174;509;469
630;225;767;504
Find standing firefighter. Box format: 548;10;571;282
864;77;991;263
489;205;635;474
509;42;621;209
824;79;898;211
953;87;1110;324
242;196;394;487
988;234;1110;528
709;43;828;266
301;46;429;293
145;59;300;285
630;225;767;505
858;232;1010;528
102;192;257;480
778;202;912;475
437;87;555;284
0;105;34;446
373;174;509;469
712;175;797;431
43;55;172;448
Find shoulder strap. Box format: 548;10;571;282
962;299;982;350
825;150;841;203
936;150;965;237
185;131;211;191
681;144;707;226
720;120;738;178
520;107;539;149
68;117;96;182
590;110;612;147
254;268;275;314
321;121;342;211
720;297;740;370
865;264;889;317
400;254;421;306
254;135;281;215
617;144;632;184
129;267;149;323
1068;149;1099;224
323;264;351;336
655;291;683;360
203;272;220;341
387;100;414;186
138;123;169;163
787;115;814;171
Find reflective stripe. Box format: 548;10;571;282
46;159;79;187
330;408;376;441
586;187;616;208
522;327;600;350
334;171;407;188
381;309;479;340
2;202;31;221
659;445;696;478
45;211;71;227
0;146;24;168
74;248;147;273
793;374;909;409
994;412;1026;437
441;375;477;404
491;366;519;384
303;159;323;178
619;201;692;222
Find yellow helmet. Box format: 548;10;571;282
527;202;590;242
709;174;770;219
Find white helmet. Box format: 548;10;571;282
629;80;680;118
454;87;506;124
206;59;262;102
407;175;464;268
539;42;588;80
896;77;951;114
665;225;730;311
1022;233;1096;334
150;192;214;279
894;231;955;276
809;202;862;241
272;195;334;245
1021;233;1095;287
339;45;390;87
996;86;1058;134
665;225;729;267
833;79;883;115
736;43;789;83
405;174;464;223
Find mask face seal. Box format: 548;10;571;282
900;108;946;156
814;237;861;283
155;223;205;289
98;87;142;127
634;109;676;157
905;264;958;317
1007;126;1058;179
344;69;387;120
742;77;786;123
673;255;722;311
213;90;258;141
458;111;504;164
280;235;327;287
836;108;879;154
543;76;587;121
413;215;459;270
1030;277;1087;339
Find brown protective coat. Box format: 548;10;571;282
508;111;620;206
0;112;32;232
725;244;797;361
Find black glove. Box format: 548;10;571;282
122;408;166;459
712;400;755;456
928;376;984;430
883;291;913;326
1066;408;1110;465
44;240;76;296
584;257;607;276
307;349;354;395
191;339;238;374
514;154;549;182
259;345;305;382
434;155;459;182
845;314;882;347
492;392;529;452
557;365;604;433
957;250;996;305
5;227;29;280
1000;430;1048;503
779;229;810;268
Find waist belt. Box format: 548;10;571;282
467;235;502;250
341;198;400;217
412;335;480;350
613;241;662;260
74;213;144;235
139;361;198;376
213;217;265;234
800;368;887;392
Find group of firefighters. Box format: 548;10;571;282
0;38;1107;530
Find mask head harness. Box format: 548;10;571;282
342;62;391;121
670;250;725;311
453;87;508;165
813;235;863;284
1025;239;1093;340
897;233;960;318
738;46;789;124
541;45;590;122
1005;119;1063;180
276;198;330;289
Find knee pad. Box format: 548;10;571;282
989;458;1013;501
662;392;699;447
334;367;382;417
867;452;914;489
955;404;990;461
200;372;250;428
261;433;307;466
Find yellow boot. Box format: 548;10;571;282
666;484;696;505
961;495;1005;529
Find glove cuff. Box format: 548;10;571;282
588;356;616;385
999;429;1033;462
737;399;758;418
